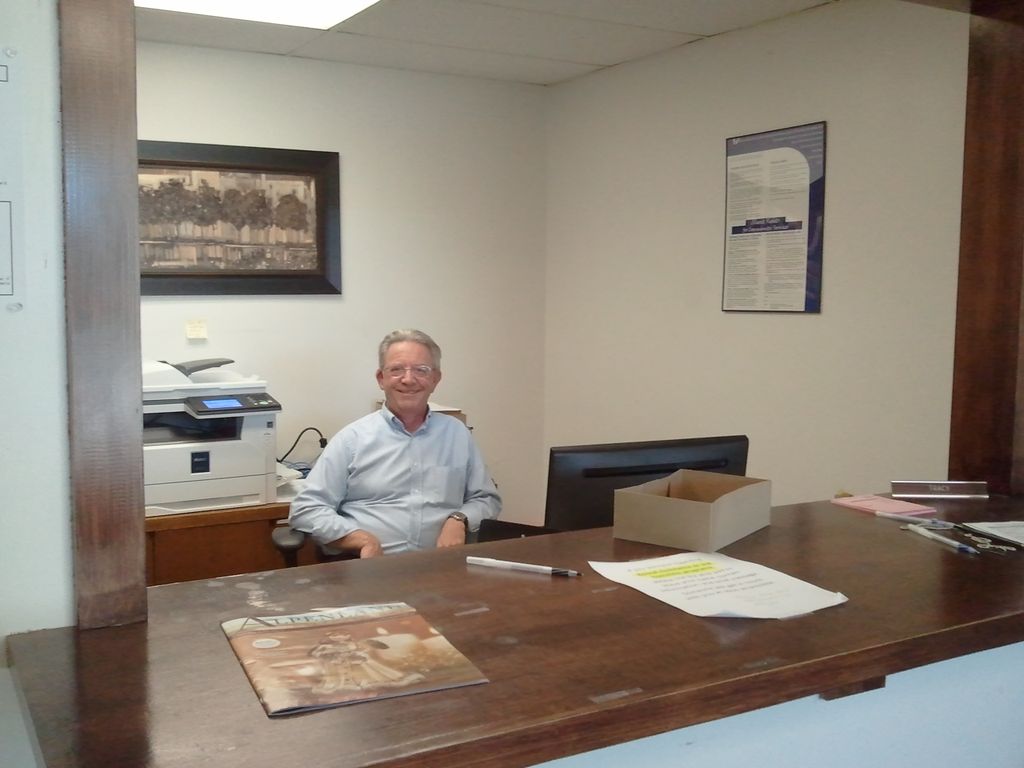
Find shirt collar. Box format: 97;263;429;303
380;402;433;434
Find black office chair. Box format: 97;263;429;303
271;523;356;566
542;435;749;531
271;524;308;567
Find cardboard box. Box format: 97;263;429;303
613;469;771;551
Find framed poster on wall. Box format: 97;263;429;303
138;141;341;296
722;121;825;313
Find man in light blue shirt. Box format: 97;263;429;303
289;329;501;557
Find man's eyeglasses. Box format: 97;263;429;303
383;365;435;379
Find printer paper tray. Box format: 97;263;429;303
145;475;274;517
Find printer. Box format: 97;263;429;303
142;357;281;516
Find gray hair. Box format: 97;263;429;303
378;329;442;370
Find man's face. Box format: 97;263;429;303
376;341;441;416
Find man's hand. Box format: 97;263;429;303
331;529;383;558
436;517;467;548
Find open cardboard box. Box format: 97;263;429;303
613;469;771;551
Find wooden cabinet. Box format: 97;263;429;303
145;503;319;585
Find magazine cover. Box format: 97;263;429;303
221;602;487;716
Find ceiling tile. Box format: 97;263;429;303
467;0;831;36
134;0;838;86
135;8;322;54
293;31;597;84
336;0;698;65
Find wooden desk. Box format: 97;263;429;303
10;497;1024;767
145;502;319;585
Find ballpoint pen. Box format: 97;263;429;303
906;523;980;555
466;556;582;578
875;510;945;525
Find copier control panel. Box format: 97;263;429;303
184;393;282;419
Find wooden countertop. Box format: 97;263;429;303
10;497;1024;767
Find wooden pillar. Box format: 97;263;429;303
60;0;146;628
948;0;1024;494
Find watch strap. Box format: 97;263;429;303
447;511;469;530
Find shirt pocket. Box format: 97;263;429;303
423;466;466;505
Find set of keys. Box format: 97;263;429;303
960;532;1017;554
878;511;1020;555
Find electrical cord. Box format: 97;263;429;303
277;426;328;463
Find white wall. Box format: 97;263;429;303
545;0;969;505
136;44;549;520
0;0;73;661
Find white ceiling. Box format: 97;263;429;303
135;0;835;86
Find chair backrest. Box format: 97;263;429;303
543;435;749;531
476;518;556;542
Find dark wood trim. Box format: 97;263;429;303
948;1;1024;494
60;0;146;628
818;675;886;701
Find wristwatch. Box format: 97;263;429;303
447;511;469;531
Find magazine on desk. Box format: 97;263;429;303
221;602;487;716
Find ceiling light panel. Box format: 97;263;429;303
134;0;381;30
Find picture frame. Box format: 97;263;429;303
721;121;825;313
137;141;341;296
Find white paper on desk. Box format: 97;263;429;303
589;552;848;620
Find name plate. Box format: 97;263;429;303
890;480;989;499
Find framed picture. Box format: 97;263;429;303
722;121;826;313
138;141;341;295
